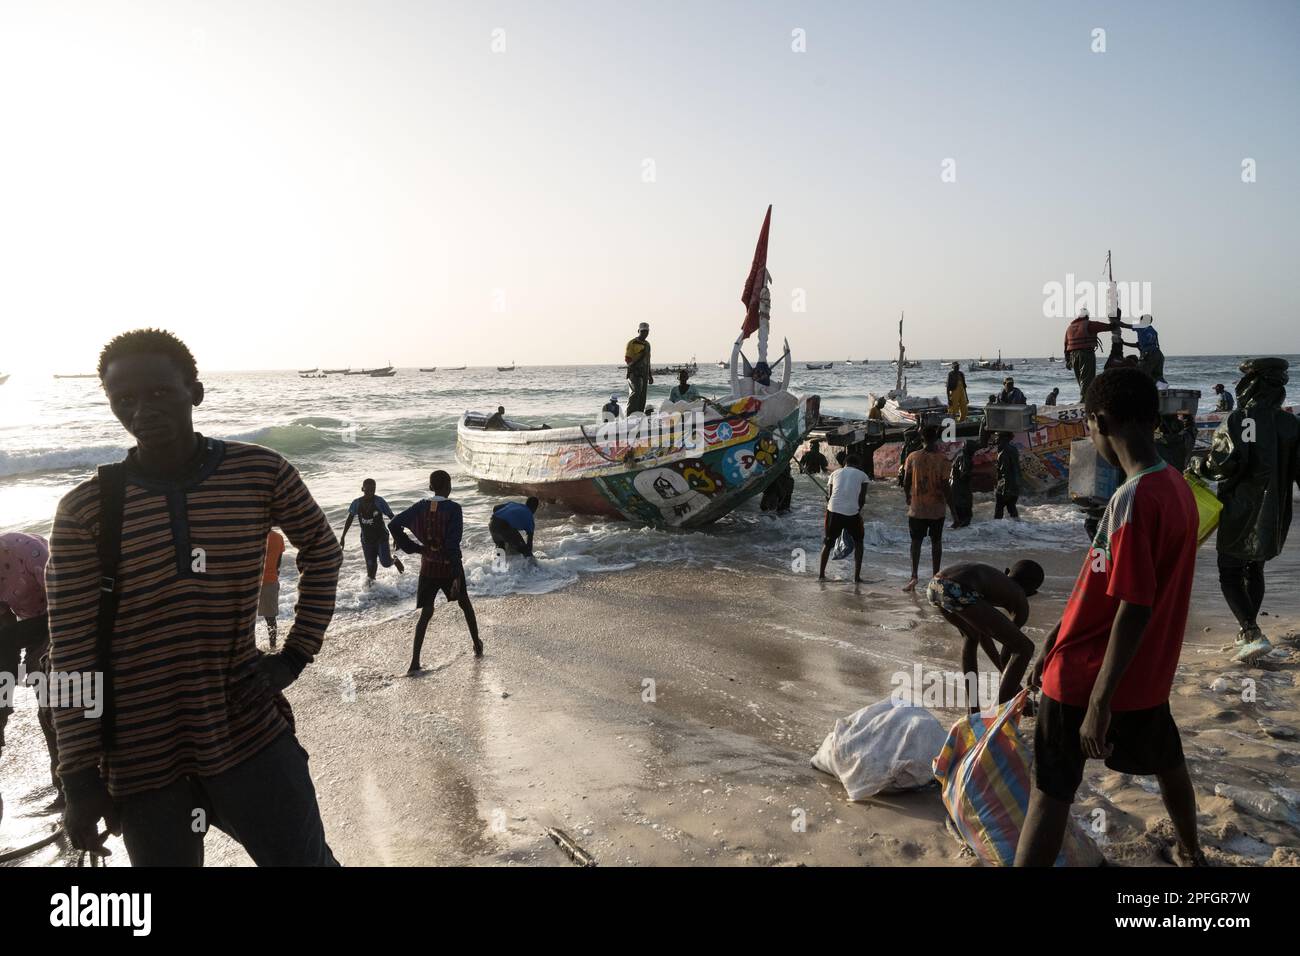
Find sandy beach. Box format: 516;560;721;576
5;511;1297;868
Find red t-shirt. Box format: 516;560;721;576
1041;461;1198;711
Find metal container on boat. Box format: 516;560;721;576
983;403;1037;433
1159;388;1200;417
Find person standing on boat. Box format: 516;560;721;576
867;397;886;421
946;362;969;422
1044;387;1060;406
625;323;652;414
1189;358;1299;664
997;377;1027;405
819;454;869;583
668;369;701;404
994;432;1021;519
389;470;483;669
1213;383;1234;412
1064;307;1131;401
602;395;621;422
485;406;508;430
1125;316;1165;383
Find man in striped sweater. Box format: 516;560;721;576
48;329;342;866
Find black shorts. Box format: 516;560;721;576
417;566;466;608
908;516;944;541
1033;693;1184;803
824;511;864;546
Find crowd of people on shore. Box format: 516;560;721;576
1;323;1296;870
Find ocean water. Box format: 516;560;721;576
0;354;1289;627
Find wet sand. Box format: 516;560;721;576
3;527;1299;867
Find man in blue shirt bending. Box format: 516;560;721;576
490;498;539;560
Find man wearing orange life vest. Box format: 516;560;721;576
1063;307;1133;401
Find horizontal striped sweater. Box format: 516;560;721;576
47;438;342;797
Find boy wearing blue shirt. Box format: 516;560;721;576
490;497;539;559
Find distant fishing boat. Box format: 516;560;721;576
419;367;437;372
805;362;833;370
457;204;818;529
497;362;516;372
53;374;97;379
652;358;698;377
444;365;466;371
298;367;318;374
844;359;855;366
322;367;349;374
367;366;396;377
871;313;945;425
299;373;327;379
968;350;1013;372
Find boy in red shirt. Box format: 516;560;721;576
1015;367;1204;866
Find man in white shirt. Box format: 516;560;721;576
819;452;869;582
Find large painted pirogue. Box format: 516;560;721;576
457;389;816;528
456;205;820;529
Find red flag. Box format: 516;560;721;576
739;205;772;340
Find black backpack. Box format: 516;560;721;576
94;463;127;749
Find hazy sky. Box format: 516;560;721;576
2;0;1297;373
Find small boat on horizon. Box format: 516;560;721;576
497;362;516;372
805;362;833;370
419;367;437;372
322;368;349;374
53;373;97;379
298;367;319;374
368;365;396;377
444;365;466;371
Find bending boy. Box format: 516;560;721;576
927;560;1043;709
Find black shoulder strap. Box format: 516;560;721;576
95;463;127;749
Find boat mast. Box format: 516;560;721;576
895;312;905;394
1105;249;1122;355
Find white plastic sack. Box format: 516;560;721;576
811;696;947;800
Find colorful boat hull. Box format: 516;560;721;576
457;393;814;528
